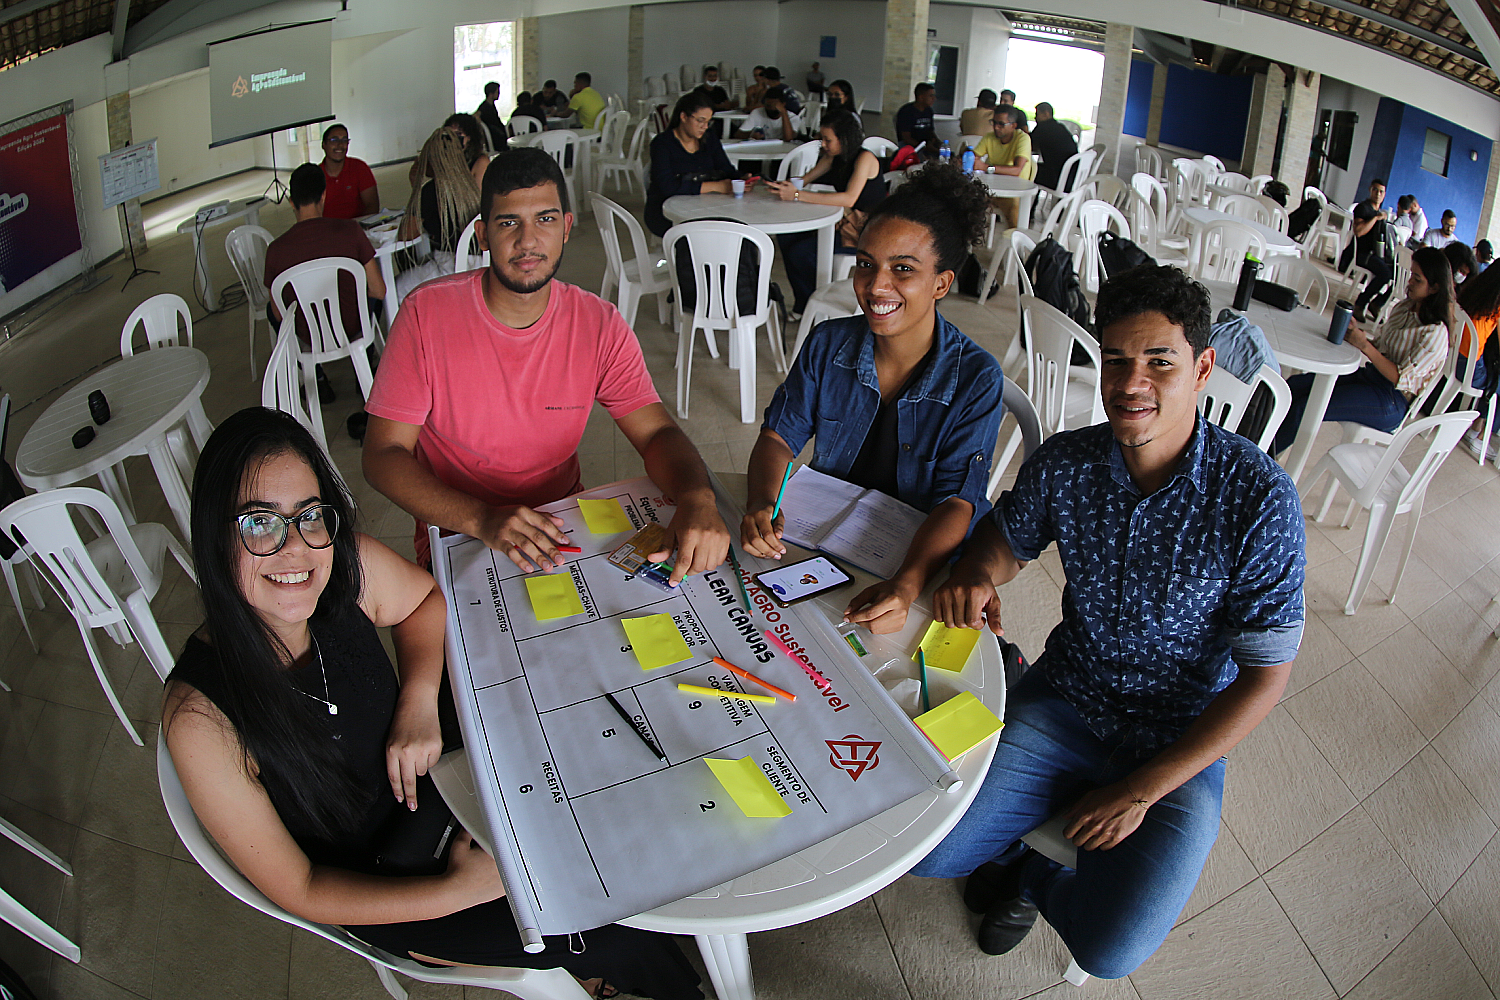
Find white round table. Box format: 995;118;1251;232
720;139;801;167
1203;279;1364;483
1183;206;1301;266
977;173;1040;231
16;347;211;538
663;189;843;289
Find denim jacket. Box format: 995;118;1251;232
762;312;1005;522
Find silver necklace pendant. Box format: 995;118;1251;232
328;704;338;715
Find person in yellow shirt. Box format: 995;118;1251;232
568;72;608;131
974;107;1034;229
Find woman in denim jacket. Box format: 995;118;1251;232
741;163;1006;634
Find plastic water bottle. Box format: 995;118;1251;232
961;147;975;175
939;140;952;164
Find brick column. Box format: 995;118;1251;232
1280;69;1320;194
1241;64;1285;179
1145;62;1168;146
627;6;645;107
519;17;540;93
880;0;929;133
1093;23;1134;174
105;90;145;250
1477;138;1500;245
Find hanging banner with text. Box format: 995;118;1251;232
0;112;82;297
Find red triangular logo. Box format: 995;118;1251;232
231;76;249;98
826;735;881;781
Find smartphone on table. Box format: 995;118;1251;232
753;556;853;607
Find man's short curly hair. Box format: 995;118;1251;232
1094;265;1213;356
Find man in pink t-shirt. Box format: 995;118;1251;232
364;148;729;577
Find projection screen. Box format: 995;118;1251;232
207;20;334;148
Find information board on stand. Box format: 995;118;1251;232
431;477;961;949
99;139;160;209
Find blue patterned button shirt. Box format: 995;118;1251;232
996;416;1306;750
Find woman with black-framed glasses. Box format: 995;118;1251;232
161;407;701;1000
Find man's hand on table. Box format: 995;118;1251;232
1062;780;1153;851
649;494;731;586
478;504;571;573
844;575;920;635
933;564;1006;635
740;504;786;560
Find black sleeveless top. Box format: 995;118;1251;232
824;151;886;214
170;600;402;872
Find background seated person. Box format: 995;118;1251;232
975;107;1035;229
743;66;767;111
537;80;572;119
895;83;939;156
742;163;1004;635
1394;194;1427;246
1339;178;1394;321
759;67;801;114
646;91;744;238
318;124;379;220
917;264;1304;978
1029;102;1078;191
1444;240;1476;285
695;66;735;111
1456;261;1500;455
1275;246;1453;455
475;81;506;149
734;85;801;141
1424;210;1459;248
165;407;704;1000
998;89;1028;131
960;89;997;137
824;79;856;117
766;109;886;317
510;92;550;130
569;72;608;131
396;128;480;298
409;114;490;190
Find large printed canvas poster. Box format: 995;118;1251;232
0;113;82;295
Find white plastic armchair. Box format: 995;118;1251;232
270;257;381;404
0;486;195;746
777;140;824;181
225;225;275;378
261;305;330;455
1429;315;1498;464
592;192;671;329
1198;364;1292;452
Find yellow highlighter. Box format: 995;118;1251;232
677;683;777;705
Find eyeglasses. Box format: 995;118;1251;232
235;505;340;556
325;136;351;145
687;115;714;126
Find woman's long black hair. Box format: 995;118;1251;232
171;406;370;841
1410;245;1457;328
668;91;715;135
827;79;855;114
821;110;864;165
444;112;485;167
864;160;991;273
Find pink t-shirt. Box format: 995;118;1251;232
365;271;660;561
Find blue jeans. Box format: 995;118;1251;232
1273;365;1409;455
910;672;1224;980
777;231;855;313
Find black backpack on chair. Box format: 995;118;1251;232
1025;237;1092;332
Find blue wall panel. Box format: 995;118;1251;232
1158;64;1253;161
1124;59;1154;137
1360;100;1491;244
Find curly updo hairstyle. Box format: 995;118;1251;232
863;161;991;273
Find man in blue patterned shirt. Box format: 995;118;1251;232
912;265;1305;978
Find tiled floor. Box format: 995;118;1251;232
1;164;1498;1000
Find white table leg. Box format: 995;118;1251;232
1284;370;1337;485
814;221;835;289
94;464;136;524
146;435;194;540
695;932;754;1000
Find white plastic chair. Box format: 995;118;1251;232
1312;204;1354;265
664;221;788;424
790;279;860;363
537;130;583;219
1256;195;1289;234
510;115;543;135
1084;142;1109;177
1301;411;1477;615
456;215;488;272
1035;149;1095;212
1133;144;1166;182
1198;364;1292;452
777;140;823;181
861;137;898;158
0;393;45;661
157;736;592;1000
1119;187;1187;266
591;193;671;330
1075;200;1130;294
989;375;1043;498
118;292;213;506
270;257;381;406
261;305;331;455
0;811;78;962
0;486;195;746
1172;158;1207;207
1199;154;1226;177
1019;294;1104;439
225;225;274;378
597;118;651;196
1131;172;1189;251
1219;193;1271;226
977;228;1035;310
1195;220;1267;283
1261;254;1329;314
1021;816;1091;986
1430;315;1498;464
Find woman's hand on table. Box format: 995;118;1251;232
740;505;786;559
844;575;920;635
1345;319;1370;350
766;180;797;201
385;697;443;810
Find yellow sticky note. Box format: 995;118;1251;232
915;691;1004;761
917;620;982;672
704;756;793;818
525;573;586;621
579;497;634;534
621;614;693;670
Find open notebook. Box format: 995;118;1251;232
778;466;925;580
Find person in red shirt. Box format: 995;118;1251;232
363;148;730;577
318;123;379;219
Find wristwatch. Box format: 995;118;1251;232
793;190;800;201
